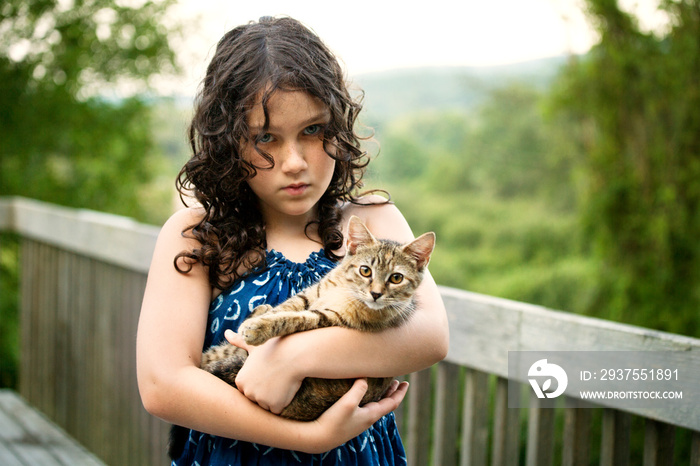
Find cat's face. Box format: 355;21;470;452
341;216;435;310
343;245;420;309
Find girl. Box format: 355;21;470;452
137;16;448;465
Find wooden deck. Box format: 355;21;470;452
0;390;105;466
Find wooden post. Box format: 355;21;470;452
406;368;432;466
562;397;591;466
690;431;700;466
525;393;555;466
600;408;631;466
643;419;675;466
433;362;461;466
461;368;489;466
491;377;520;466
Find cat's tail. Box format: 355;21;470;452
168;424;188;461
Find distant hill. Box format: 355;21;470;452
153;55;572;157
353;55;570;123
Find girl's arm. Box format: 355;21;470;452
233;201;449;414
136;208;407;453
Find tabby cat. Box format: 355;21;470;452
168;216;435;460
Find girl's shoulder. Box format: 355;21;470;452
340;194;415;243
153;206;207;260
160;206;205;236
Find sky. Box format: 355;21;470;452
154;0;667;96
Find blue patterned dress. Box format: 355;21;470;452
172;249;407;466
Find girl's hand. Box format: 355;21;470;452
305;378;409;453
225;329;302;413
226;329;410;453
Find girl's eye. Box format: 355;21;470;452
389;273;404;284
258;133;273;144
359;266;372;277
303;124;322;136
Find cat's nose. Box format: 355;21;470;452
371;291;383;301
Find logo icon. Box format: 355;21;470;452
528;359;568;398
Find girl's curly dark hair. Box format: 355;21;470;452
175;16;378;290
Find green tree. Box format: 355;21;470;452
453;84;578;201
552;0;700;334
368;111;470;185
0;0;179;223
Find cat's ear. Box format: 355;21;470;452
403;232;436;270
346;216;376;255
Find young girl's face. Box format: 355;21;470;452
243;90;336;223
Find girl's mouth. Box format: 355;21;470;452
282;183;309;196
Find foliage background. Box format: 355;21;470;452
0;0;180;223
1;0;699;396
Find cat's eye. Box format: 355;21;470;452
359;266;372;277
389;273;404;284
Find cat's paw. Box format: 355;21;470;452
250;304;273;318
238;319;269;346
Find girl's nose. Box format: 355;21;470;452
280;143;307;174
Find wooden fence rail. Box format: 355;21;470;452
1;197;698;465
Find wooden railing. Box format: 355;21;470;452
1;197;698;465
